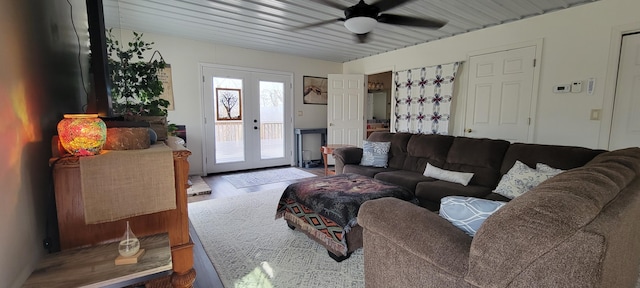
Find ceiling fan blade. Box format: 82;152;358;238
355;33;370;43
308;0;349;10
377;14;447;28
289;18;345;31
370;0;414;12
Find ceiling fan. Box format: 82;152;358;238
294;0;447;43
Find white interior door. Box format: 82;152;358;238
464;46;536;142
609;33;640;150
202;66;293;173
327;74;366;148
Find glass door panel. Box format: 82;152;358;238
213;77;244;164
259;81;285;159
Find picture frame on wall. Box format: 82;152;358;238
157;64;175;110
303;76;328;105
216;88;242;120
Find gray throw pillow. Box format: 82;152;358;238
360;140;391;167
494;161;564;199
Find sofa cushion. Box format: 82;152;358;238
368;132;413;170
360;140;391;167
443;137;510;188
402;134;455;173
358;198;473;278
415;181;493;211
423;163;474;186
493;160;564;199
439;196;506;237
500;142;605;175
332;146;363;165
374;170;432;193
343;165;396;178
483;192;511;202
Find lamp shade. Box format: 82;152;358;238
57;114;107;156
344;17;377;34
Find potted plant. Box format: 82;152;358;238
107;29;170;140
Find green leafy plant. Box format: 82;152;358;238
107;30;169;116
168;123;178;136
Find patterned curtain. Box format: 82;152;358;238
393;62;460;135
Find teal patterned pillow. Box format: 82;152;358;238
360;140;391;167
440;196;507;237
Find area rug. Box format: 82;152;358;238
221;167;316;188
188;189;364;288
187;176;212;196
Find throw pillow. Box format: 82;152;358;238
439;196;507;237
536;162;565;175
423;163;474;186
494;160;564;199
360;140;391;167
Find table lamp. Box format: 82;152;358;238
57;114;107;156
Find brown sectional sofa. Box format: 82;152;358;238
333;132;640;287
333;132;604;210
358;147;640;288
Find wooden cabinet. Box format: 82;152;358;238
50;138;195;288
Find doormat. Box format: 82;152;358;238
187;176;212;196
221;167;316;188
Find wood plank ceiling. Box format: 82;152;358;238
103;0;599;63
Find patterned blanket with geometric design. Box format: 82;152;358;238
275;173;417;254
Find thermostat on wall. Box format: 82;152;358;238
553;84;571;93
571;81;583;93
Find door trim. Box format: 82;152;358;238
198;63;294;174
599;23;640;149
459;39;543;142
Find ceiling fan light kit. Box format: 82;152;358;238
344;17;377;34
305;0;447;43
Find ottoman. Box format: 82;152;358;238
275;173;417;261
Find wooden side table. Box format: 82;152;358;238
23;233;172;288
321;144;354;176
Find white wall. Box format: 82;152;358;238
343;0;640;149
115;30;342;175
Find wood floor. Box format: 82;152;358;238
187;165;325;288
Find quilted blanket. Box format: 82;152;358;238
276;173;417;254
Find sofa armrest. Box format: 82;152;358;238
358;197;472;275
332;147;363;174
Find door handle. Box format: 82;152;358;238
253;119;258;123
254;126;258;130
465;129;472;133
329;123;334;126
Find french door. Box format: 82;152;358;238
202;65;293;173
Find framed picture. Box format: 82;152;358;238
216;88;242;120
303;76;328;105
157;64;175;110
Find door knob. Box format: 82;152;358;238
254;126;258;130
465;129;472;133
253;119;258;123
